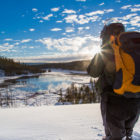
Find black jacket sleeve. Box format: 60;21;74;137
87;53;104;78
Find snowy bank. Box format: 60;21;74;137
0;73;41;84
0;104;140;140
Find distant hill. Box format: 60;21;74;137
35;60;91;71
0;56;45;76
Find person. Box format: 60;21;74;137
87;23;140;140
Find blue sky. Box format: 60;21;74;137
0;0;140;63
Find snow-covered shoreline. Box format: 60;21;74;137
0;104;139;140
0;73;41;84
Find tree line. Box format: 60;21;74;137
36;60;90;71
0;56;45;76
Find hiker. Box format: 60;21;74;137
87;23;140;140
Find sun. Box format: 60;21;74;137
93;46;101;54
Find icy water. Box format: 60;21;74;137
0;69;91;106
12;69;90;93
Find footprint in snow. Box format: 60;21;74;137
91;126;102;132
97;133;103;137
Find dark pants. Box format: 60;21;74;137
101;93;140;140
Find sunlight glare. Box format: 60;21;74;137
93;45;101;54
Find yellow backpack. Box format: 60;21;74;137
110;32;140;98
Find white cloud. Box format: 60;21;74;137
29;46;34;49
65;27;75;33
86;9;114;16
62;33;66;35
121;4;140;11
64;14;99;24
50;28;62;31
4;38;13;41
78;27;84;31
104;9;114;13
109;14;138;25
121;5;132;10
127;27;136;31
36;35;100;54
107;17;127;25
76;0;86;2
56;20;63;23
0;43;14;52
39;20;44;23
21;39;32;43
86;10;104;16
99;3;104;6
14;34;101;63
51;7;60;12
85;26;90;30
32;8;38;12
109;13;140;29
130;16;140;27
121;13;137;20
42;14;53;20
14;42;20;46
14;36;101;63
29;28;35;32
134;4;140;7
64;15;78;23
62;9;76;14
116;0;121;3
130;8;140;12
3;43;10;46
78;26;90;32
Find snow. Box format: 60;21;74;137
0;104;139;140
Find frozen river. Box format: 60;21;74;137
0;69;92;107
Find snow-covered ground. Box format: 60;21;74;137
0;104;139;140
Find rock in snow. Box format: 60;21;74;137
0;104;139;140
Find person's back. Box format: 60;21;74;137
87;23;140;140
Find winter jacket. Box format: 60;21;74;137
87;45;116;96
